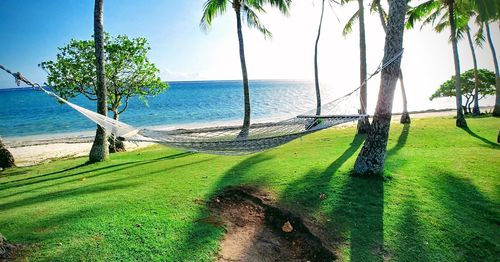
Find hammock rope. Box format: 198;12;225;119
0;49;403;155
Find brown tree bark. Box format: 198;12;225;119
234;0;251;139
448;0;467;127
374;0;410;124
89;0;109;163
466;26;481;116
353;0;406;175
357;0;371;133
314;0;325;116
485;23;500;117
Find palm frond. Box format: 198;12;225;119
200;0;228;32
342;10;359;37
474;23;485;47
243;5;272;38
406;0;438;29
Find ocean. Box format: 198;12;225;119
0;80;336;139
1;79;494;140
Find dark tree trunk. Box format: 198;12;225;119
357;0;371;134
448;1;467;127
89;0;109;163
108;110;125;153
0;139;15;169
375;0;410;124
466;26;480;116
314;0;325;116
353;0;406;175
485;23;500;117
234;2;251;139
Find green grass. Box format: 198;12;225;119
1;116;499;261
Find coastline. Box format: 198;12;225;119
1;108;480;167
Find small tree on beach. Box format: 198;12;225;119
40;34;167;153
200;0;291;138
431;69;495;113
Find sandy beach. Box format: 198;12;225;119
2;108;478;167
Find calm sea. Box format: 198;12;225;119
0;80;333;138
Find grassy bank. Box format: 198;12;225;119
0;116;499;261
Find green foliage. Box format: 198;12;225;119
200;0;291;39
430;68;495;101
0;117;499;261
39;34;168;118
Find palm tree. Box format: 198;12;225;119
341;0;370;133
200;0;291;138
314;0;326;116
353;0;407;175
372;0;411;123
483;22;500;116
407;0;468;127
89;0;109;163
465;23;481;115
0;138;15;169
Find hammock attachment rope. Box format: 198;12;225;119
0;50;402;155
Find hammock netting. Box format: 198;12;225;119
44;86;366;155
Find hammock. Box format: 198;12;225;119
0;50;402;155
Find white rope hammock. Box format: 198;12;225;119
0;50;402;155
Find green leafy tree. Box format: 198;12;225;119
431;69;495;113
40;34;168;152
200;0;291;138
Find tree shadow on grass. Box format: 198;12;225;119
278;134;365;213
0;151;196;191
387;124;410;157
173;153;275;261
429;170;500;261
460;127;499;148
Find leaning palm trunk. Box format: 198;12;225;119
448;0;467;127
485;23;500;117
89;0;109;162
357;0;371;133
375;0;410;124
466;26;480;116
353;0;406;175
314;0;326;115
0;138;15;169
235;4;251;139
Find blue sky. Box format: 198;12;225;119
0;0;499;112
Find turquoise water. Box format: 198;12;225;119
0;80;324;138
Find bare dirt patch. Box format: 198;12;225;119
202;186;336;262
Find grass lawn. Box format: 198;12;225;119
0;116;499;261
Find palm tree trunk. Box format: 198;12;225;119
375;0;410;124
466;25;481;116
357;0;371;134
448;1;467;127
89;0;109;163
353;0;406;175
485;22;500;116
234;4;251;139
314;0;325;116
0;138;15;169
399;70;410;123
